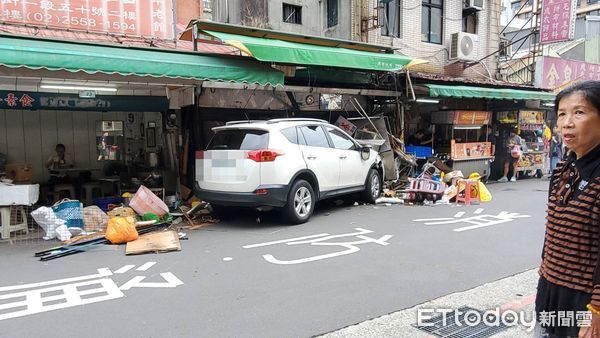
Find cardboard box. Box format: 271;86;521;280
5;163;33;182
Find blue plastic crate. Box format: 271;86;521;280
405;146;433;159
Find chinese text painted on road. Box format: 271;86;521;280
0;262;183;321
413;209;531;232
243;228;392;265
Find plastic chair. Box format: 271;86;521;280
455;179;481;205
53;184;76;202
81;182;104;206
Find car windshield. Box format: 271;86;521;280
207;129;269;150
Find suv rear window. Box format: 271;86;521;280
207;130;269;150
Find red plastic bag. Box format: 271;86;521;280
129;186;169;217
105;216;138;244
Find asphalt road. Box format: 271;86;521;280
0;178;549;338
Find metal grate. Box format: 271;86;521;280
414;306;509;338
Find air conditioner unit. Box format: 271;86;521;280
449;32;479;62
466;0;484;11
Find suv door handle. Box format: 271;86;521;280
307;155;317;160
339;155;347;159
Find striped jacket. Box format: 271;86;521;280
540;146;600;307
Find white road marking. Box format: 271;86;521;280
223;257;233;261
243;233;330;248
0;268;112;293
474;208;484;214
136;262;156;271
454;212;466;218
114;265;135;274
0;278;123;321
119;272;184;291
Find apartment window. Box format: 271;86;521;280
589;0;600;4
381;0;401;37
327;0;338;27
203;0;212;12
511;2;521;12
283;3;302;24
421;0;443;44
462;12;477;34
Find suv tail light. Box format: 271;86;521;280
247;149;285;162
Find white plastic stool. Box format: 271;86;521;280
81;182;104;206
0;206;29;239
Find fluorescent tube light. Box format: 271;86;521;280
415;98;439;104
542;102;555;107
40;85;118;92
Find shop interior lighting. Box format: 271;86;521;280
39;84;118;92
415;98;440;104
454;125;483;130
542;102;555;107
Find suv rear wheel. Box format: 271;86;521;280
283;179;315;224
361;169;381;204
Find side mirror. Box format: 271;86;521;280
360;146;371;160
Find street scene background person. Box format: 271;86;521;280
407;129;433;146
535;80;600;337
550;125;563;171
497;127;523;182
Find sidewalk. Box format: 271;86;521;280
319;269;539;338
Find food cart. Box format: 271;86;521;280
449;111;494;179
515;110;550;178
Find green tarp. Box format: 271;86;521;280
426;84;555;101
0;35;284;86
202;30;415;72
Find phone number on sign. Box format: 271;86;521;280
22;12;136;31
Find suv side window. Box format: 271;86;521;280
326;127;356;150
299;125;330;148
280;127;298;144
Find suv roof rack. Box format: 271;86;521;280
225;120;268;126
266;118;327;124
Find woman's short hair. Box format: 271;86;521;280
555;80;600;114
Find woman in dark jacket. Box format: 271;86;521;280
535;80;600;337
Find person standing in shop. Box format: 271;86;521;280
534;80;600;337
497;127;523;182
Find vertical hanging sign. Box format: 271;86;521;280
539;0;577;45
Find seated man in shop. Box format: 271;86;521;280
45;143;73;184
407;129;433;146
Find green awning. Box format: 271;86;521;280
425;84;555;101
0;35;284;86
201;30;416;72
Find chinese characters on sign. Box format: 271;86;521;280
540;0;577;44
0;0;173;39
539;57;600;90
453;111;492;126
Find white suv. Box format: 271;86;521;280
195;118;384;224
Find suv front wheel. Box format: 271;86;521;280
283;179;315;224
361;169;382;204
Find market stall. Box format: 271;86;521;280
448;111;494;179
516;110;550;178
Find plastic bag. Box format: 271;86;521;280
55;224;72;241
52;199;84;228
478;181;492;202
107;206;136;218
129;186;169;217
31;206;66;240
105;216;138;244
83;206;109;232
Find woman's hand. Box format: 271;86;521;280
579;313;600;337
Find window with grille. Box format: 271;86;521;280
327;0;338;27
283;3;302;24
421;0;443;44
